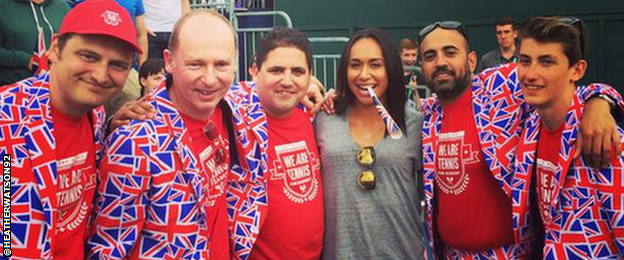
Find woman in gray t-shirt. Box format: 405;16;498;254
314;28;427;260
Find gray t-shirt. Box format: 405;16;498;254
314;107;425;260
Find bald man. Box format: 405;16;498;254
87;10;238;259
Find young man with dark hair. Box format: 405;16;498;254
399;38;424;106
477;17;519;72
0;1;140;258
417;20;623;259
514;16;624;259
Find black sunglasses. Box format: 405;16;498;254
559;16;586;59
356;146;376;190
203;121;226;165
418;21;467;44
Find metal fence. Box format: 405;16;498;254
308;37;349;89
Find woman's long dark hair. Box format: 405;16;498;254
334;28;407;133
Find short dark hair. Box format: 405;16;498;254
255;27;313;70
57;33;75;52
519;16;587;66
400;38;418;51
139;58;165;80
495;17;517;30
334;28;407;134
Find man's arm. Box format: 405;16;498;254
181;0;190;15
87;130;151;259
576;83;624;168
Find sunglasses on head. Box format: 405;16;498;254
418;21;467;44
357;146;376;190
203;121;226;165
559;16;586;59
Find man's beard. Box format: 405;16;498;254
425;64;472;102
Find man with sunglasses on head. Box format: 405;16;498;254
87;9;237;259
417;20;623;259
514;16;624;259
0;1;141;259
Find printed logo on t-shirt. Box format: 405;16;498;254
536;158;559;224
436;131;480;195
56;152;96;232
270;141;320;204
199;145;229;207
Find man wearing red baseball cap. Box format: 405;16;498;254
0;0;141;259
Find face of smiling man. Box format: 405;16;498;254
164;13;237;120
254;46;311;118
419;28;476;104
48;34;134;117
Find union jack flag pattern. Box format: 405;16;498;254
0;73;106;260
86;80;229;260
421;63;624;259
31;28;49;77
514;87;624;260
224;81;312;260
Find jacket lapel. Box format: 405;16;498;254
547;96;583;218
26;73;59;253
152;82;210;216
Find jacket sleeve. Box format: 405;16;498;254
87;126;152;259
577;83;624;122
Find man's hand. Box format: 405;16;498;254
108;98;156;133
147;28;157;37
301;82;324;116
321;88;338;115
575;98;622;168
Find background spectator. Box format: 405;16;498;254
0;0;69;85
476;17;518;72
144;0;190;59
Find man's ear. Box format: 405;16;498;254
468;50;477;73
163;49;173;72
48;34;61;63
571;59;587;83
249;62;258;81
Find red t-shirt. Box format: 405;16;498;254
435;88;514;251
180;106;231;260
248;109;324;260
536;123;564;226
51;107;97;260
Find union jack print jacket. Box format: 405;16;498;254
514;88;624;259
0;73;106;260
224;81;313;260
86;80;230;260
421;63;624;260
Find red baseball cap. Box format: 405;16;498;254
59;0;142;54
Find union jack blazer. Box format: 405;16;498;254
86;79;230;260
0;73;106;260
224;81;315;260
421;63;624;259
514;88;624;259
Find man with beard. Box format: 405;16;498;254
417;21;623;259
